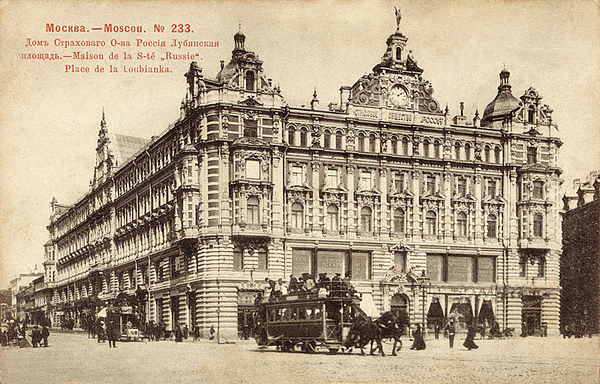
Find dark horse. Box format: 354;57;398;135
373;311;406;356
344;316;385;356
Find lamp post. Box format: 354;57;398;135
418;273;430;334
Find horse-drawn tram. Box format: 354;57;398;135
253;285;369;354
253;280;408;355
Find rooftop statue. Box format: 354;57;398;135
394;6;402;31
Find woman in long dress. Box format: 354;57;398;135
410;324;426;350
463;322;479;350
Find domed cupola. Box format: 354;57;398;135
481;68;521;127
234;25;246;52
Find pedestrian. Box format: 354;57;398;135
174;324;183;342
107;320;118;348
209;325;215;340
463;321;479;350
192;324;200;342
410;324;426;350
31;325;41;347
445;321;456;348
41;324;50;347
434;323;440;339
182;324;189;339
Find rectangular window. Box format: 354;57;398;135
519;258;527;277
447;255;474;282
351;251;371;280
426;175;436;195
394;173;404;192
477;256;496;283
527;147;537;164
316;250;346;277
244;119;258;138
487;180;496;198
291;166;303;185
326;168;339;188
394;251;406;273
246;160;260;179
537;258;545;277
426;254;444;282
360;171;372;190
257;249;268;271
457;177;466;197
233;248;243;271
292;249;312;278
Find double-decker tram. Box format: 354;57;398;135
253;282;369;353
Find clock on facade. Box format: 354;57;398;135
389;85;408;107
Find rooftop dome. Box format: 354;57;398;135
481;68;521;126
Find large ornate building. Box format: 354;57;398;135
46;17;563;338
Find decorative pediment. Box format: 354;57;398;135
239;96;263;106
381;266;407;285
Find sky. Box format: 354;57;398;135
0;0;598;288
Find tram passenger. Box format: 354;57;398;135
289;275;299;293
304;276;315;292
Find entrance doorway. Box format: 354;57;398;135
390;293;410;335
170;296;179;331
522;295;542;336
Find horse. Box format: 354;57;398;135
344;316;385;356
374;311;404;356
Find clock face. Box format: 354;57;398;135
390;85;408;107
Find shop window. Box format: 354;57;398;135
393;208;405;234
360;206;372;232
477;256;496;282
447;255;474;282
426;254;444;282
291;202;304;229
425;210;437;236
351;251;371;280
292;249;312;277
247;196;260;225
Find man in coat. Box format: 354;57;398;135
445;321;456;348
41;325;50;347
463;321;479;350
107;320;118;348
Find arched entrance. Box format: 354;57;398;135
390;293;410;334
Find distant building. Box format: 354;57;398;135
10;269;43;318
46;16;563;338
561;171;600;334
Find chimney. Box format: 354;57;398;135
339;86;351;111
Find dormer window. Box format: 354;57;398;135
528;106;535;123
395;47;402;61
245;71;255;91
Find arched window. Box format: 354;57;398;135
528;106;535;123
402;137;410;155
425;211;437;236
247;196;260;224
393;208;405;234
361;206;372;232
465;143;471;161
455;142;461;160
423;139;430;157
457;212;468;237
300;128;308;147
245;71;255;92
291;202;304;229
533;180;544;199
358;133;365;152
486;214;497;238
288;126;295;145
326;204;339;231
369;134;376;152
434;140;441;158
494;146;501;164
391;137;398;154
396;46;402;61
335;131;343;149
533;213;543;237
323;130;331;149
484;146;491;162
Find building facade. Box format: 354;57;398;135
561;172;599;334
47;18;563;338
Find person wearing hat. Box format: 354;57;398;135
445;320;456;348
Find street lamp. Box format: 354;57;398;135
417;273;431;334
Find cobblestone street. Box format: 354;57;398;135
0;332;598;384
